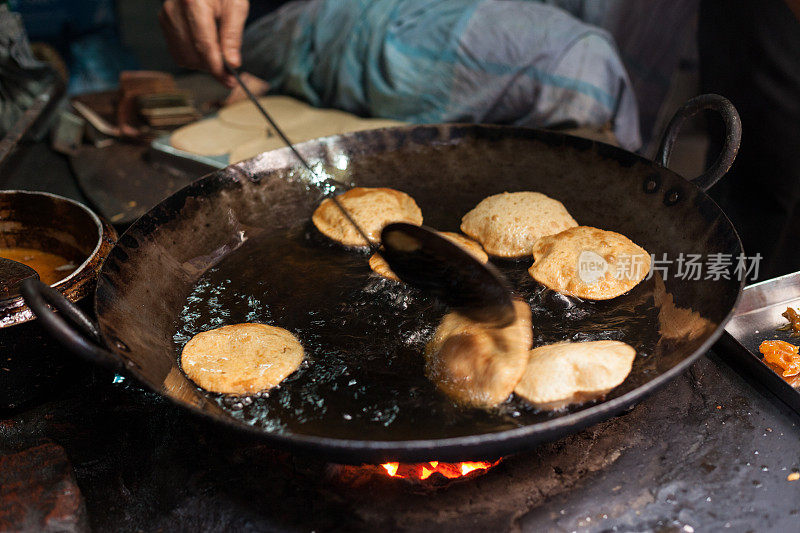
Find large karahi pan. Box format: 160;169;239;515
25;95;743;464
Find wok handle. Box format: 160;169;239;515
21;279;123;371
656;94;741;191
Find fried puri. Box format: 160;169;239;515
424;299;533;407
312;187;423;247
460;191;578;258
528;226;651;300
369;231;488;281
514;340;636;410
180;323;304;395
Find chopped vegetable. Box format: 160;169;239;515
759;340;800;377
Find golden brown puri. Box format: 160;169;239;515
180;323;304;395
424;299;533;408
368;231;488;281
652;274;714;342
438;231;490;263
170;117;261;156
312;187;423;247
514;340;636;410
368;252;400;281
460;191;578;258
528;226;651;300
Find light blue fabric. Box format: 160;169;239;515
243;0;641;150
536;0;697;144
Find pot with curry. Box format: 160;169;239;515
0;191;116;409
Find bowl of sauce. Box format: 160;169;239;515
0;191;116;327
0;248;75;285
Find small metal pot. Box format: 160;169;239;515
0;191;116;409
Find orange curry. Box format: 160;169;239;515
0;247;76;285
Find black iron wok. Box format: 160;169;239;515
25;95;743;464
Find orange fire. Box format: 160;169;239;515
380;459;500;480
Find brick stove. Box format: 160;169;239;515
1;353;799;532
0;364;641;531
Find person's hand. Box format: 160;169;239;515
159;0;249;87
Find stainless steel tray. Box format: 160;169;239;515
719;271;800;414
150;133;228;170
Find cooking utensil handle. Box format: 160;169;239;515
21;279;123;371
656;94;742;192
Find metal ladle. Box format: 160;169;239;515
224;63;515;326
0;258;39;301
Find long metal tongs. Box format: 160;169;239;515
223;63;376;253
224;63;516;326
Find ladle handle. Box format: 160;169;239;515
656;94;742;192
226;62;376;251
21;279;123;371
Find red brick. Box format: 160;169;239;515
0;442;87;532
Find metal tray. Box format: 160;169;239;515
150;133;228;170
719;271;800;415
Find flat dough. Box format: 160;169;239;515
460;191;578;258
514;340;636;410
312;187;423;247
424;299;532;407
180;323;304;395
369;231;488;281
229;114;403;163
218;96;316;131
221;96;403;162
170;118;261;156
528;226;651;300
173;96;404;161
